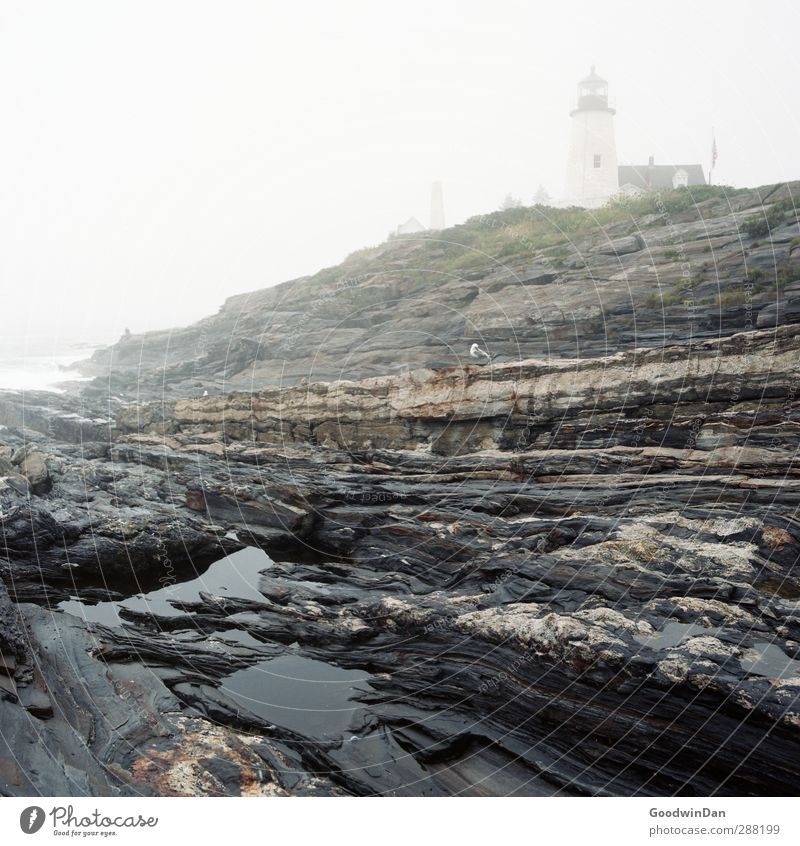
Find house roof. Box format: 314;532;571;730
396;216;426;235
618;164;706;191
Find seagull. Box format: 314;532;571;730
469;343;492;364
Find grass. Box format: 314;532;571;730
645;290;684;308
677;275;703;292
301;184;759;292
718;289;749;307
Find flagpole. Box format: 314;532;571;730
709;127;713;185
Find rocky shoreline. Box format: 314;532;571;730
2;314;800;795
3;183;800;796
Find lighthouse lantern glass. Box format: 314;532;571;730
579;81;607;100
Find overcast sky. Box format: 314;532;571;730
1;0;798;346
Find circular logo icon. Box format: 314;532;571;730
19;807;45;834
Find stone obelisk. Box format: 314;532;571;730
430;181;445;230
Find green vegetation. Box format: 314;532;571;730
645;290;685;308
742;216;773;239
776;261;793;290
739;198;796;238
302;184;762;292
677;275;703;292
407;185;747;276
718;289;749;307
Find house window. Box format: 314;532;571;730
593;154;602;168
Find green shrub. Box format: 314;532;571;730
719;289;748;306
740;198;795;238
677;276;702;292
741;217;771;238
302;184;771;295
645;290;683;308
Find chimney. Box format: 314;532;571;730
648;155;655;166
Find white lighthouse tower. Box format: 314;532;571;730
564;67;619;208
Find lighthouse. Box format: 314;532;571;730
564;67;619;208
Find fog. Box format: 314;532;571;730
1;0;798;345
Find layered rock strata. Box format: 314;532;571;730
2;321;799;795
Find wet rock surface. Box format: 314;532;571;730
2;313;800;796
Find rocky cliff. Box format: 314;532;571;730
2;183;800;797
116;322;800;457
79;182;800;397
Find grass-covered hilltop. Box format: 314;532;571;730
80;181;800;396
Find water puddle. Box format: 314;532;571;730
59;547;374;738
740;642;800;679
59;546;274;625
221;653;370;737
634;621;722;649
213;629;265;647
635;623;800;679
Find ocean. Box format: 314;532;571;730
0;335;106;393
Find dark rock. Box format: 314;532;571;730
3;184;800;796
0;653;15;676
17;681;53;720
0;582;25;661
756;298;800;328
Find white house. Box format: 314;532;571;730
394;216;427;236
563;69;706;208
617;158;706;195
